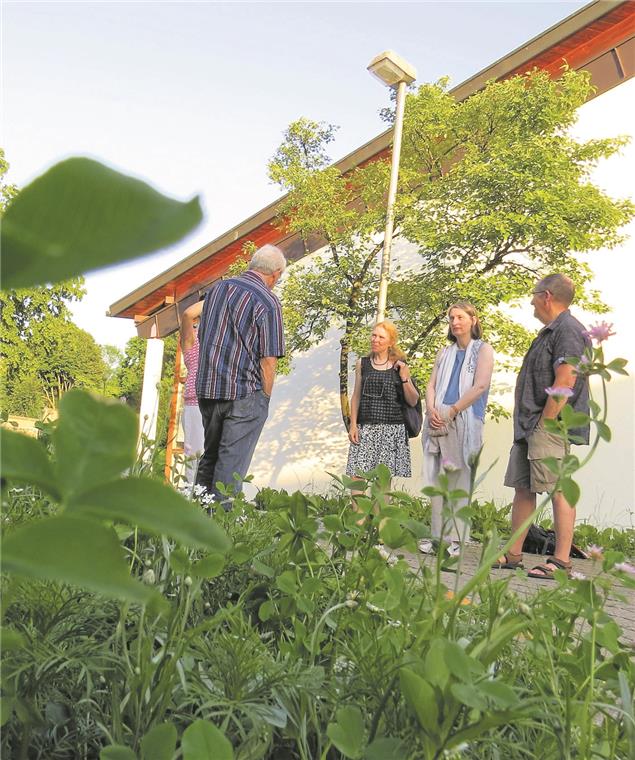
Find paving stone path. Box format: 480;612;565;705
387;543;635;646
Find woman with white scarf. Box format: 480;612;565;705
421;301;494;555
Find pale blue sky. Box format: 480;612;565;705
3;0;589;346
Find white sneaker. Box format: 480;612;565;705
418;540;435;555
446;542;461;558
375;545;397;566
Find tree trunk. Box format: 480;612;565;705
339;333;351;430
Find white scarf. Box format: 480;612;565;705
424;339;483;467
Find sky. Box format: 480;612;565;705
3;0;591;349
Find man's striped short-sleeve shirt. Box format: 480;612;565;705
196;271;285;400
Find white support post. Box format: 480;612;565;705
138;337;165;452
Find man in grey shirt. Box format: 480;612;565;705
494;273;590;579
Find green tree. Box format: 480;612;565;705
35;320;108;407
116;336;146;408
269;70;633;427
0;279;89;413
100;344;123;397
0;148;18;211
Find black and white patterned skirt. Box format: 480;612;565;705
346;424;412;478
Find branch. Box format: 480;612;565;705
407;313;444;354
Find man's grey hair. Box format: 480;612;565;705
538;273;575;306
249;244;287;275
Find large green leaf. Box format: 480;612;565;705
1;157;202;290
1;515;153;604
140;723;178;760
326;705;365;759
53;390;138;499
365;738;407;760
0;428;60;499
181;720;233;760
399;669;439;738
68;477;230;553
100;747;137;760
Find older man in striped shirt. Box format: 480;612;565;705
195;244;286;507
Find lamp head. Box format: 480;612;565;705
367;50;416;87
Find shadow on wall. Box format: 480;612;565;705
248;329;350;495
248;327;427;499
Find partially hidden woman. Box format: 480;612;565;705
422;301;494;553
180;301;205;488
347;321;420;489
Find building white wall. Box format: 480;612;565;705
249;79;635;528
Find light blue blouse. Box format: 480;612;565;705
442;349;488;420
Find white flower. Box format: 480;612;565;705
184;576;193;587
333;656;355;675
142;568;156;585
570;571;586;581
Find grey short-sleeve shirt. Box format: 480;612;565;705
513;310;590;444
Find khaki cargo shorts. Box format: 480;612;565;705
504;420;567;494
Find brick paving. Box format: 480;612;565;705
390;543;635;646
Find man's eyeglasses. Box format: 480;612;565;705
532;289;550;296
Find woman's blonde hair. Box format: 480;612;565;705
446;301;483;342
372;320;407;362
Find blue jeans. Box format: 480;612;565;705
196;391;270;507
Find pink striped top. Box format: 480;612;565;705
183;334;199;406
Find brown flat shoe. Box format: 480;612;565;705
527;557;572;580
492;552;524;570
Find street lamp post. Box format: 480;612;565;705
367;50;416;324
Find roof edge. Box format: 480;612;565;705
109;1;631;318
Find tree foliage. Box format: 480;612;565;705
268;70;633;426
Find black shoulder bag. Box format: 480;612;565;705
395;370;423;438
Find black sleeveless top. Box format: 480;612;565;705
358;357;404;426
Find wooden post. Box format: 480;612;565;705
164;341;183;483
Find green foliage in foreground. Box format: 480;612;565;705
2;146;633;759
2;473;635;759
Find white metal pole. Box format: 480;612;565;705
376;78;407;324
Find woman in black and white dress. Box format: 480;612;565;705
347;321;419;480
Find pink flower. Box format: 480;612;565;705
570;570;586;581
545;386;574;399
614;562;635;577
441;458;460;472
583;322;615;343
587;544;604;561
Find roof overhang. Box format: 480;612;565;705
109;0;635;333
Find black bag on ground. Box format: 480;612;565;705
522;524;589;559
522;524;555;555
395;371;423;439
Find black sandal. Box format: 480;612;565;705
527;557;572;580
492;552;524;570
